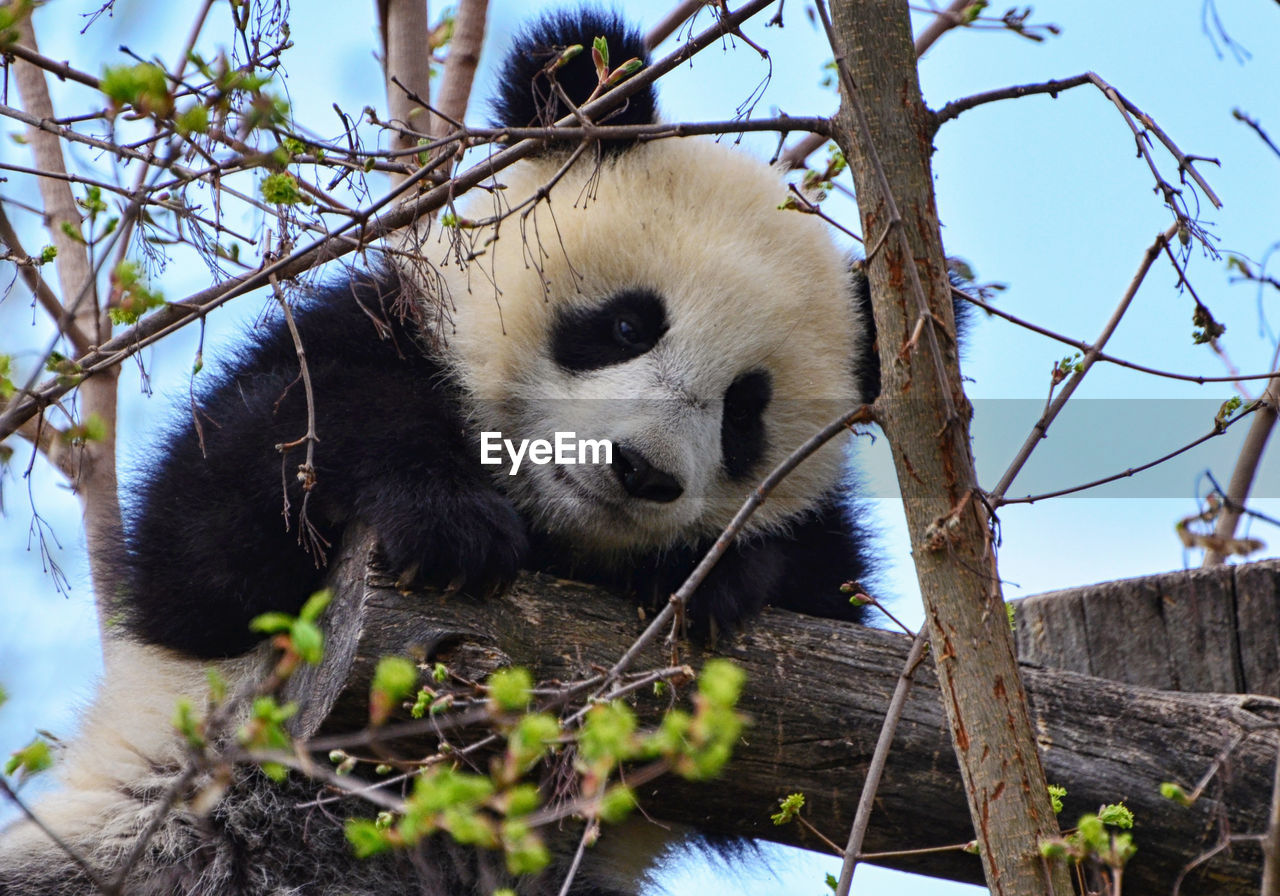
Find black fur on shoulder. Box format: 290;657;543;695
489;7;656;142
116;266;529;658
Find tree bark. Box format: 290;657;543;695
284;532;1280;895
377;0;433;187
429;0;487;140
12;15;121;653
822;2;1069;892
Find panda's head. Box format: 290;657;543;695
433;11;872;559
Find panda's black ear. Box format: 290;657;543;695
849;260;974;404
849;264;881;404
490;8;656;142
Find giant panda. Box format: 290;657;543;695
0;9;886;896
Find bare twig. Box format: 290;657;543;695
0;778;113;894
1262;736;1280;896
932;74;1094;126
959;288;1280;385
4;40;101;88
999;405;1256;506
646;0;705;49
1203;372;1280;565
834;626;930;896
1233;108;1280;159
913;0;977;56
988;225;1179;505
935;73;1222;215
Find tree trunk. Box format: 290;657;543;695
822;2;1069;892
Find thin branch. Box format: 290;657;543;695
998;405;1255;506
933;74;1093;127
416;115;834;147
0;204;91;354
988;224;1179;504
4;40;101;89
934;72;1222;213
1089;71;1221;209
267;271;324;561
646;0;705;48
1261;737;1280;896
13;416;74;480
0;778;113;894
959;288;1280;385
1233;108;1280;160
912;0;978;56
1203;372;1280;565
834;627;930;896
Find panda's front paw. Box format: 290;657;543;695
374;489;529;598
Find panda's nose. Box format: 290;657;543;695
611;444;684;503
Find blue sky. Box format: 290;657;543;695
2;1;1279;893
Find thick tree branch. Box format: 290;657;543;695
378;0;434;185
12;14;122;643
289;533;1280;896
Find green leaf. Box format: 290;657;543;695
771;792;805;825
176;103;209;135
346;818;393;857
1160;781;1192;806
250;612;295;634
1098;802;1134;829
1047;784;1066;815
260;172;305;205
487;667;533;713
697;658;744;708
298;589;332;623
578;700;637;763
373;656;419;701
100;62;173;117
4;737;53;777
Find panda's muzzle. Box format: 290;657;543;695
611;444;684;503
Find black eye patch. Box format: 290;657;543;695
722;369;771;480
551;289;668;372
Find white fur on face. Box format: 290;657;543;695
436;139;865;555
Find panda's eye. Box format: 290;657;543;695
552;288;669;372
613;313;645;348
